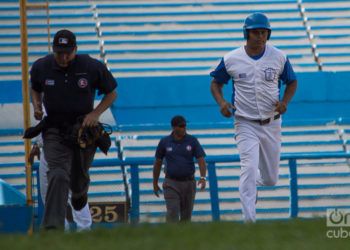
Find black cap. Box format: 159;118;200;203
52;29;76;53
171;115;186;127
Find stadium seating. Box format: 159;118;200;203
300;0;350;71
0;1;100;82
95;0;318;77
1;0;350;80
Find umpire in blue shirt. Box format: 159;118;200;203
30;29;117;230
153;115;207;222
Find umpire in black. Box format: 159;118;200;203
153;115;207;222
30;29;117;230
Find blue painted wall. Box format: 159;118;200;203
114;74;228;129
114;71;350;129
0;80;22;104
1;71;350;131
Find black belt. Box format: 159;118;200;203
165;174;194;181
252;114;280;125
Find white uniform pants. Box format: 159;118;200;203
39;150;92;231
235;116;281;222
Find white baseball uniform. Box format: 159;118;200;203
211;44;296;222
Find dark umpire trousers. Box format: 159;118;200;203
42;127;96;230
163;177;196;222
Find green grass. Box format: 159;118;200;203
0;219;348;250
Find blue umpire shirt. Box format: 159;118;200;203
30;54;117;121
155;133;206;178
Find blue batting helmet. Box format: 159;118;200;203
243;13;271;40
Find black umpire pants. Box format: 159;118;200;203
42;127;96;230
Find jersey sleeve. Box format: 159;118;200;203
155;138;166;159
193;138;206;159
94;60;118;95
280;58;297;85
30;61;43;92
210;58;231;84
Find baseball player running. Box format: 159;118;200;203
210;13;297;222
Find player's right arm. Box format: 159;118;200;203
152;158;163;197
30;61;44;121
210;79;234;118
31;89;43;120
153;139;166;197
210;57;235;118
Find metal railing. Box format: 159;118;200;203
124;151;350;223
32;151;350;224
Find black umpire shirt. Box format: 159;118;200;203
30;54;117;122
155;133;206;178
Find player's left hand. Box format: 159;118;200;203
82;111;100;127
197;179;206;190
153;183;162;197
28;144;40;165
275;101;287;114
34;107;43;121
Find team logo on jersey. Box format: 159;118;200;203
239;73;247;78
77;78;88;88
264;68;277;82
45;79;55;86
166;147;173;152
186;145;192;151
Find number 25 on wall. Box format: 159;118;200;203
90;205;118;223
